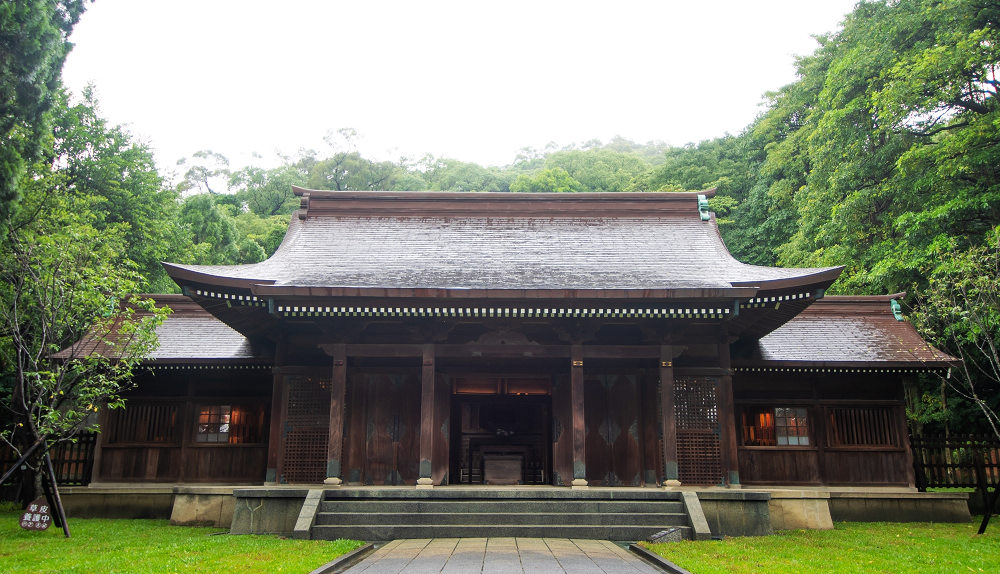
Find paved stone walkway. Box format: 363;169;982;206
342;538;665;574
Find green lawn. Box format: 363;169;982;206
643;520;1000;574
0;511;365;574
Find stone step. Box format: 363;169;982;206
322;488;684;501
310;523;692;542
314;511;689;527
318;499;686;514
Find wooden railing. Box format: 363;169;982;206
910;434;1000;491
0;432;97;487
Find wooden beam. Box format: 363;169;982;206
324;344;347;486
344;344;424;358
339;343;661;360
417;344;436;487
660;345;679;486
570;344;587;488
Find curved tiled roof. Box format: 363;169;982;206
164;190;841;298
53;295;267;364
739;295;955;368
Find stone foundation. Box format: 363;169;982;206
170;487;237;527
229;487;309;536
767;490;834;530
697;490;773;537
829;491;970;523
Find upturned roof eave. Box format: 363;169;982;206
161;261;273;291
732;358;955;370
730;266;845;292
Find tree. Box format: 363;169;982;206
510;167;584;193
177;193;239;265
176;150;231;195
543;149;650;193
912;229;1000;439
775;0;999;295
422;158;511;192
0;166;165;506
0;0;87;223
48;88;186;292
912;227;1000;532
230;162;305;217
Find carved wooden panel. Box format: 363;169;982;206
584;373;642;486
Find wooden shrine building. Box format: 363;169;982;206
90;189;953;489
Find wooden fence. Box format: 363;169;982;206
910;434;1000;491
0;432;97;487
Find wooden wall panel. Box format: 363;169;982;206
184;446;268;482
343;374;368;484
584;374;611;485
346;372;421;485
821;450;910;486
738;448;822;485
99;447;181;482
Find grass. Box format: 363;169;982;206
0;510;365;574
642;520;1000;574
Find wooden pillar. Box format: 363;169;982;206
570;344;587;488
324;344;347;486
178;373;195;483
659;345;680;487
265;372;288;484
417;344;436;488
717;333;740;487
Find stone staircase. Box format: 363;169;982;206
306;488;694;542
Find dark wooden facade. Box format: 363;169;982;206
86;191;954;487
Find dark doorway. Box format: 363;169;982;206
450;376;551;485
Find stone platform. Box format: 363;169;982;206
56;483;972;541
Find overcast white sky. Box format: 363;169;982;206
61;1;859;174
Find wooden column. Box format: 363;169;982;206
178;373;195;483
570;344;587;488
265;371;288;484
717;333;740;487
659;345;680;487
324;344;347;486
417;344;436;488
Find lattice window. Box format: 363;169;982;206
827;406;899;447
105;402;179;444
674;377;722;485
195;404;266;444
281;375;330;483
741;406;810;446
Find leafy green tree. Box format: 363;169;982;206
912;228;1000;439
48;88;185;292
775;0;999;295
543;149;650;193
176;150;231;195
177;194;240;265
421;157;511;192
0;163;165;503
0;0;87;223
510;167;585;193
230;162;305;216
305;151;401;191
